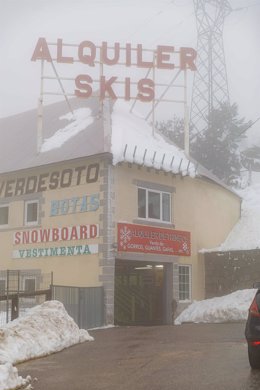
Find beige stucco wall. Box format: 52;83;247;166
113;163;241;300
0;157;241;301
0;157;103;287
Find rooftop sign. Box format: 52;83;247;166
31;38;197;102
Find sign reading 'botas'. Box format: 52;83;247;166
118;223;190;256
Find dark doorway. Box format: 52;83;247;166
114;260;166;325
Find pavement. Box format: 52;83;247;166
18;322;260;390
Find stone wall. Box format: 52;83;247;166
204;250;260;298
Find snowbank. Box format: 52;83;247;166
0;300;93;390
175;289;256;325
0;364;29;390
202;183;260;252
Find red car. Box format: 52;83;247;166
245;284;260;369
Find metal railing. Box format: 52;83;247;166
53;285;104;329
0;270;53;326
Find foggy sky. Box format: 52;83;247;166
0;0;259;124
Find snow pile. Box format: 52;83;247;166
111;101;196;177
0;364;30;390
202;183;260;252
175;289;256;325
0;300;93;390
41;108;94;152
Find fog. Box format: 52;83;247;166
0;0;259;124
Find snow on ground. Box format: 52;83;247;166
201;182;260;252
0;300;93;390
41;108;94;152
175;289;256;325
0;291;256;387
111;100;196;177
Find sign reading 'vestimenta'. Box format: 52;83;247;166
31;38;197;102
118;223;191;256
12;224;99;259
12;244;98;259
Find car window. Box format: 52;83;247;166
256;292;260;308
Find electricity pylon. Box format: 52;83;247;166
190;0;232;141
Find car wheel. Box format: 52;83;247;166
248;345;260;369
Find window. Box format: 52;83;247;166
25;200;39;225
179;265;192;301
0;280;6;295
138;188;171;222
24;278;36;293
23;277;36;304
0;205;9;226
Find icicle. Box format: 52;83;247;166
152;151;157;166
178;158;183;173
161;153;166;168
142;149;147;165
133;145;137;162
123;144;128;159
170;155;175;168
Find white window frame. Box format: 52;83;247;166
178;264;192;302
24;200;39;226
0;204;9;227
138;187;172;223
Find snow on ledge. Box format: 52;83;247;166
0;300;93;390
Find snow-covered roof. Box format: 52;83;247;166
0;97;197;177
111;101;196;177
0;97;241;195
0;97;109;175
202;183;260;253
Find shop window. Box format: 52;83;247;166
24;278;36;293
138;187;171;222
23;277;36;303
25;200;39;226
0;205;9;226
179;265;192;301
0;279;6;295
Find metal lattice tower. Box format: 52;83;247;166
190;0;232;140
